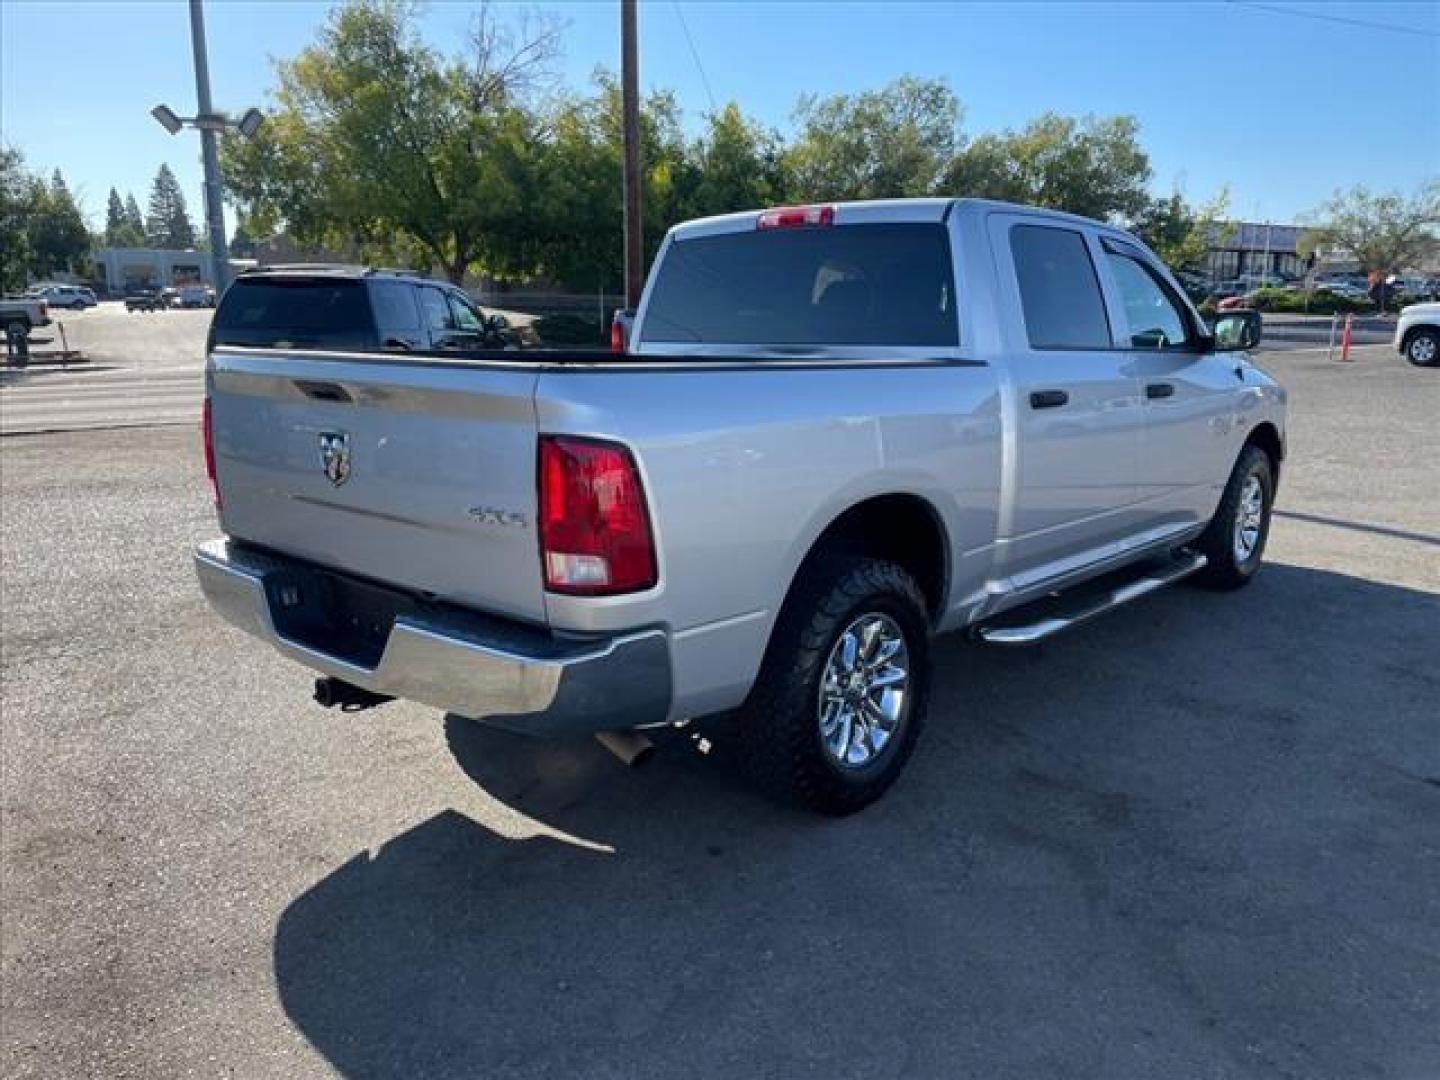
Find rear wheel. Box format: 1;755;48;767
1404;328;1439;367
1192;444;1274;590
734;557;931;815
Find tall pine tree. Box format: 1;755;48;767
105;188;126;239
145;164;196;249
123;193;145;239
104;188;145;247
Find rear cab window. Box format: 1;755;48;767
638;222;957;351
211;277;374;350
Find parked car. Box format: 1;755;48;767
194;199;1285;814
1208;280;1248;301
1394;301;1440;366
1217;291;1259;311
178;285;216;309
1394;277;1437;302
2;295;51;362
25;284;95;309
1315;282;1369;300
124;289;164;312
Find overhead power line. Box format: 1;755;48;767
671;1;719;115
1227;1;1440;40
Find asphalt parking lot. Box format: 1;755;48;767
1;323;1437;1077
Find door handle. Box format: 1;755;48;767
293;380;353;403
1145;382;1175;400
1029;389;1069;409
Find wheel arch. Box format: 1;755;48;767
1243;421;1284;483
779;492;950;628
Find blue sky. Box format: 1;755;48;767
2;0;1436;234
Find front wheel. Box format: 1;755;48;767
734;557;931;815
1404;329;1439;367
1192;444;1275;590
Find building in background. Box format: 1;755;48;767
1205;222;1313;283
90;247;214;294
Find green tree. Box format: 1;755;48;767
105;186;146;247
222;0;557;282
105;188;126;239
1300;182;1440;276
1;147;38;291
682;103;789;217
25;169;91;277
785;77;961;200
1133;188;1231;274
123;193;146;239
146;164;196;248
944;113;1152;221
529;74;693;290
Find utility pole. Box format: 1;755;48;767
189;0;229;294
621;0;643;309
1261;219;1272;286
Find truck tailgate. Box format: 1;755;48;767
209;348;547;625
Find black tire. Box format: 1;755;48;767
1404;328;1439;367
733;557;931;815
1192;444;1275;590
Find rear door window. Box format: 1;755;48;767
370;281;421;332
211;277;374;350
419;287;454;331
640;223;957;348
447;291;485;332
1009;224;1111;350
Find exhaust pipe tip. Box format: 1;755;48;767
594;729;655;767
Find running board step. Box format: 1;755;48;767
974;551;1208;646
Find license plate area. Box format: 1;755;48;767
264;564;418;670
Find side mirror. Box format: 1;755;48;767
1208;309;1262;351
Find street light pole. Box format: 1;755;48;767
188;0;230;294
620;0;643;310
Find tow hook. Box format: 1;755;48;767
313;676;393;712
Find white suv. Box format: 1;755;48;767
26;284;96;310
1395;302;1440;367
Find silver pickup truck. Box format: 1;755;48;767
195;198;1286;813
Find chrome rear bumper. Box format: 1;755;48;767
193;538;671;735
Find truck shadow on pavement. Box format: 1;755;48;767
273;563;1440;1080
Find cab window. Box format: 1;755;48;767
1102;243;1191;349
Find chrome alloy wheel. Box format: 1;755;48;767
1233;473;1265;563
1410;335;1438;365
817;613;910;770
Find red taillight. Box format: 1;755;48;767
610;318;625;354
538;436;656;596
202;396;221;508
756;205;835;230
